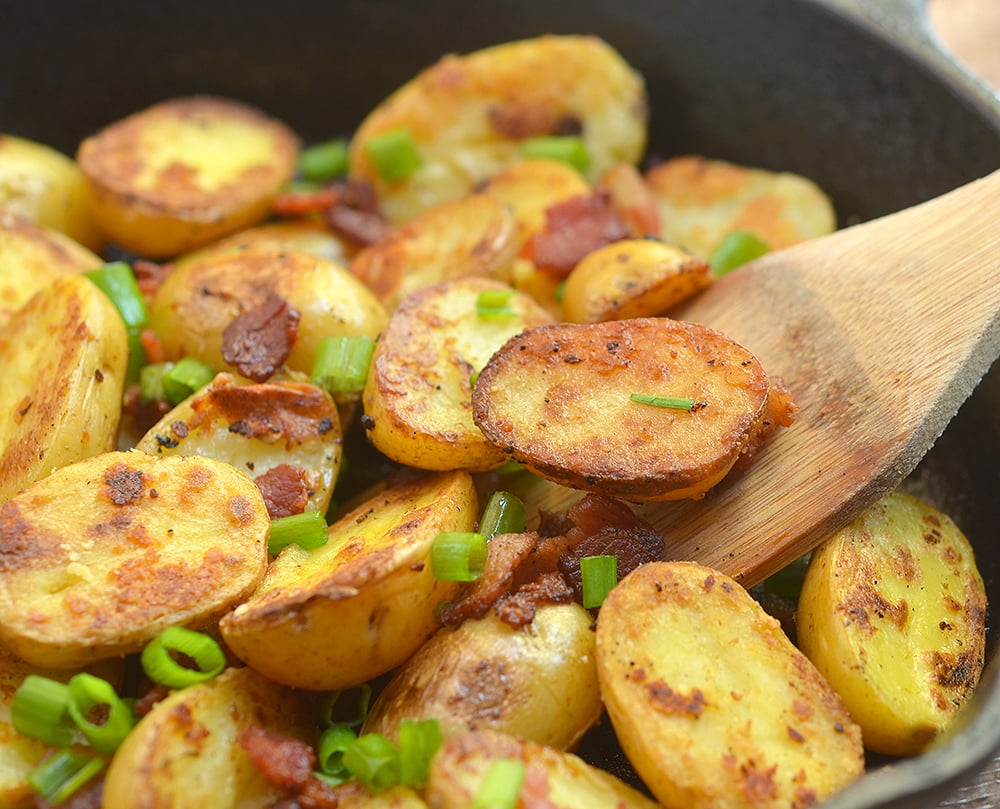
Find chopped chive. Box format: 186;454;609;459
475;289;517;319
320;683;373;728
629;394;697;411
397;718;441;789
84;261;149;329
140;361;171;404
125;328;148;386
311;335;376;395
27;750;105;807
581;555;618;609
343;732;401;793
470;758;526;809
479;491;527;540
431;532;488;582
140;626;227;688
299;138;349;182
709;230;771;276
314;770;351;787
66;673;134;754
520;135;591;174
364;128;422;183
11;675;76;747
268;510;329;556
162;357;215;404
317;724;358;778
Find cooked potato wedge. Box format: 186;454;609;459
0;274;127;504
220;471;477;690
77;96;299;257
596;561;864;809
797;491;987;756
103;666;314;809
331;783;428;808
472;318;775;501
363;603;601;749
363;278;553;471
645;155;836;260
349;35;647;224
0;451;270;668
562;238;712;323
425;729;659;809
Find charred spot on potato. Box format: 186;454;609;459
646;680;706;718
103;463;147;505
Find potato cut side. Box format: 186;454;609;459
77;96;298;257
0;274;127;504
220;471;477;690
472;318;774;501
797;491;987;755
596;561;864;809
363;277;553;471
0;451;270;667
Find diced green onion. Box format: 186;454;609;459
84;261;149;329
580;555;618;609
470;758;526;809
629;394;696;411
313;769;352;787
364;128;422;183
554;280;567;304
496;461;526;475
397;718;441;789
343;732;400;793
520;135;591;174
299;138;350;182
475;289;517;319
469;370;480;389
317;724;358;777
311;335;376;394
11;675;76;747
140;361;171;404
125;328;148;386
27;749;105;807
709;230;771;276
320;683;373;728
268;510;329;556
479;491;527;540
162;357;216;404
66;673;134;754
431;532;488;582
140;626;227;688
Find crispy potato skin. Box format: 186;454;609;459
0;451;270;668
472;318;773;501
220;471;478;690
596;561;864;809
77;96;299;257
797;492;987;755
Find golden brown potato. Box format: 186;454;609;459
0;451;270;668
0;274;127;504
472;318;776;501
797;491;987;756
596;561;864;809
220;471;477;690
77;96;299;257
362;278;553;471
363;603;601;750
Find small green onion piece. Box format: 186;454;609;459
752;552;812;602
343;732;401;793
475;289;517;319
268;510;329;556
709;230;771;276
317;724;358;777
496;460;526;475
125;328;148;386
478;491;527;540
520;135;591;174
140;626;227;688
470;758;526;809
299;138;350;182
431;532;488;582
320;683;373;728
580;555;618;609
139;361;172;404
11;675;76;747
27;749;105;807
397;718;442;789
364;128;422;183
313;770;351;787
162;357;215;404
311;335;376;394
84;261;149;329
469;370;480;389
629;393;696;411
554;280;567;304
66;673;134;755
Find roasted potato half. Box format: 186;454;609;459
797;491;987;756
0;451;270;668
596;561;864;809
77;96;299;257
472;318;777;501
0;274;127;504
220;471;477;690
363;278;553;471
349;35;647;224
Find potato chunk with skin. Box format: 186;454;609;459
0;451;270;668
77;96;299;257
363;278;553;471
797;491;987;756
472;318;775;501
220;471;477;690
596;561;864;809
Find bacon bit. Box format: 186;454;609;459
132;259;173;298
133;684;172;717
731;378;798;475
255;464;311;519
324;179;391;247
238;725;315;789
487;105;582;139
600;163;661;237
121;384;172;435
495;571;574;626
222;293;300;383
272;186;339;218
140;328;166;365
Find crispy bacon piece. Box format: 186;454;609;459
121;383;172;436
600;163;661;237
133;683;171;717
495;570;574;627
272;186;339;218
324;179;391;248
221;292;300;382
140;328;166;365
238;726;344;809
132;259;173;298
731;379;799;475
487;106;582;139
255;464;311;519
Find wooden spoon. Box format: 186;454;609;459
521;169;1000;587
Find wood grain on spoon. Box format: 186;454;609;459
521;169;1000;587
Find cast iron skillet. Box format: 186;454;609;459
2;0;999;806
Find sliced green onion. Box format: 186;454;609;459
299;138;349;182
397;718;441;789
470;758;526;809
496;460;526;475
520;135;591;174
581;555;618;609
66;673;134;754
140;361;171;404
11;675;76;747
311;335;376;394
469;370;480;389
364;128;422;183
317;724;358;777
320;683;373;728
431;532;488;582
313;769;351;787
479;491;527;540
27;749;105;807
709;230;771;276
629;394;696;411
125;328;148;386
343;732;400;793
268;510;329;556
162;357;215;404
476;289;517;319
140;626;227;688
84;261;149;329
